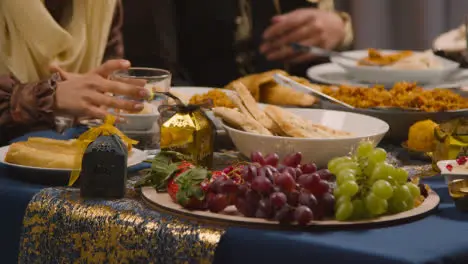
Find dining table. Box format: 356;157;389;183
2;128;468;264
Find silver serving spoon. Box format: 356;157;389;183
273;74;425;112
273;73;355;109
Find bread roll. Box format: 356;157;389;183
5;142;78;169
225;70;319;107
225;69;288;100
260;82;317;107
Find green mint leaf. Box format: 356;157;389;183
133;151;188;189
154;162;181;192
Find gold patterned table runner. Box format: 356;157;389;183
19;188;224;264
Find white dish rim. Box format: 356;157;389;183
332;49;460;71
223;109;390;141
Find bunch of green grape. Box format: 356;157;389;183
328;141;421;221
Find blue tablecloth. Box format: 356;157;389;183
214;176;468;264
2;129;468;264
0;129;77;263
0;128;149;263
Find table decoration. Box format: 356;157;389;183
68;115;138;186
80;134;128;199
159;97;215;168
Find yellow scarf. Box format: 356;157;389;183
0;0;117;83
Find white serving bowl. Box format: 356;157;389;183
223;108;389;168
115;103;159;131
331;50;459;85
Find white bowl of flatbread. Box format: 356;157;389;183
213;82;389;167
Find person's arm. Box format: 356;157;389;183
0;74;59;145
318;0;353;50
103;0;124;61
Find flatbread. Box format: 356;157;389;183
213;107;272;135
232;82;283;134
264;105;329;138
230;94;255;119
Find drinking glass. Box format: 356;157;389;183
112;67;171;106
111;68;172;151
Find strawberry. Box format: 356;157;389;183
167;161;195;202
167;179;179;202
173;166;212;210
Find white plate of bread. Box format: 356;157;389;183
1;137;148;172
214;82;389;167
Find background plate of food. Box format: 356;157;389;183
306;63;468;89
320;82;468;142
213;82;389;167
0;138;148;184
331;49;460;85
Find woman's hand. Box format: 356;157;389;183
53;60;149;119
259;8;345;64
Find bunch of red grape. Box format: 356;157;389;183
205;151;336;225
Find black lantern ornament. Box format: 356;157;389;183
80;134;128;199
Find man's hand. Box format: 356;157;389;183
260;8;346;64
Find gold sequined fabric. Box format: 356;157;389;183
19;187;224;264
18;152;240;264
